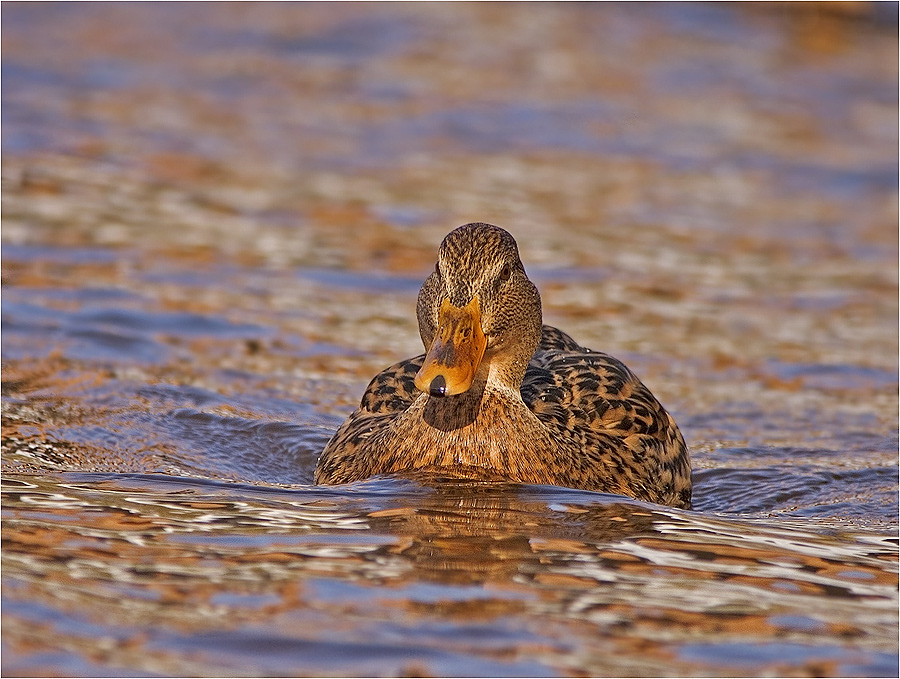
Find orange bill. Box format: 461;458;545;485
415;296;487;397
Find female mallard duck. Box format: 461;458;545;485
315;223;692;509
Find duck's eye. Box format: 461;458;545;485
499;264;512;283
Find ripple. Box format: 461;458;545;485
3;469;897;676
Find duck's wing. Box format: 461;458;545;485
357;356;425;414
522;326;692;508
315;356;425;484
537;324;585;352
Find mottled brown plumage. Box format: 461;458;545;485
315;223;692;508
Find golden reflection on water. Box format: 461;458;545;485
3;472;897;675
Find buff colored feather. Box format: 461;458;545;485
315;223;691;509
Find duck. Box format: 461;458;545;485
315;222;692;509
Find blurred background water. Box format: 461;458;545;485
2;2;898;676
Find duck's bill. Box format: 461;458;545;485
414;296;487;397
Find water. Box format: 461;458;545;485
2;3;897;676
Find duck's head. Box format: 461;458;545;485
414;223;542;397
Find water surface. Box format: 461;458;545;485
2;3;897;676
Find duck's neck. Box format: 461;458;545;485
392;382;548;462
385;378;558;479
420;379;490;432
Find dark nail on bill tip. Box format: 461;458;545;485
429;374;447;397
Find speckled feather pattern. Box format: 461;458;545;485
316;324;692;508
315;223;692;508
